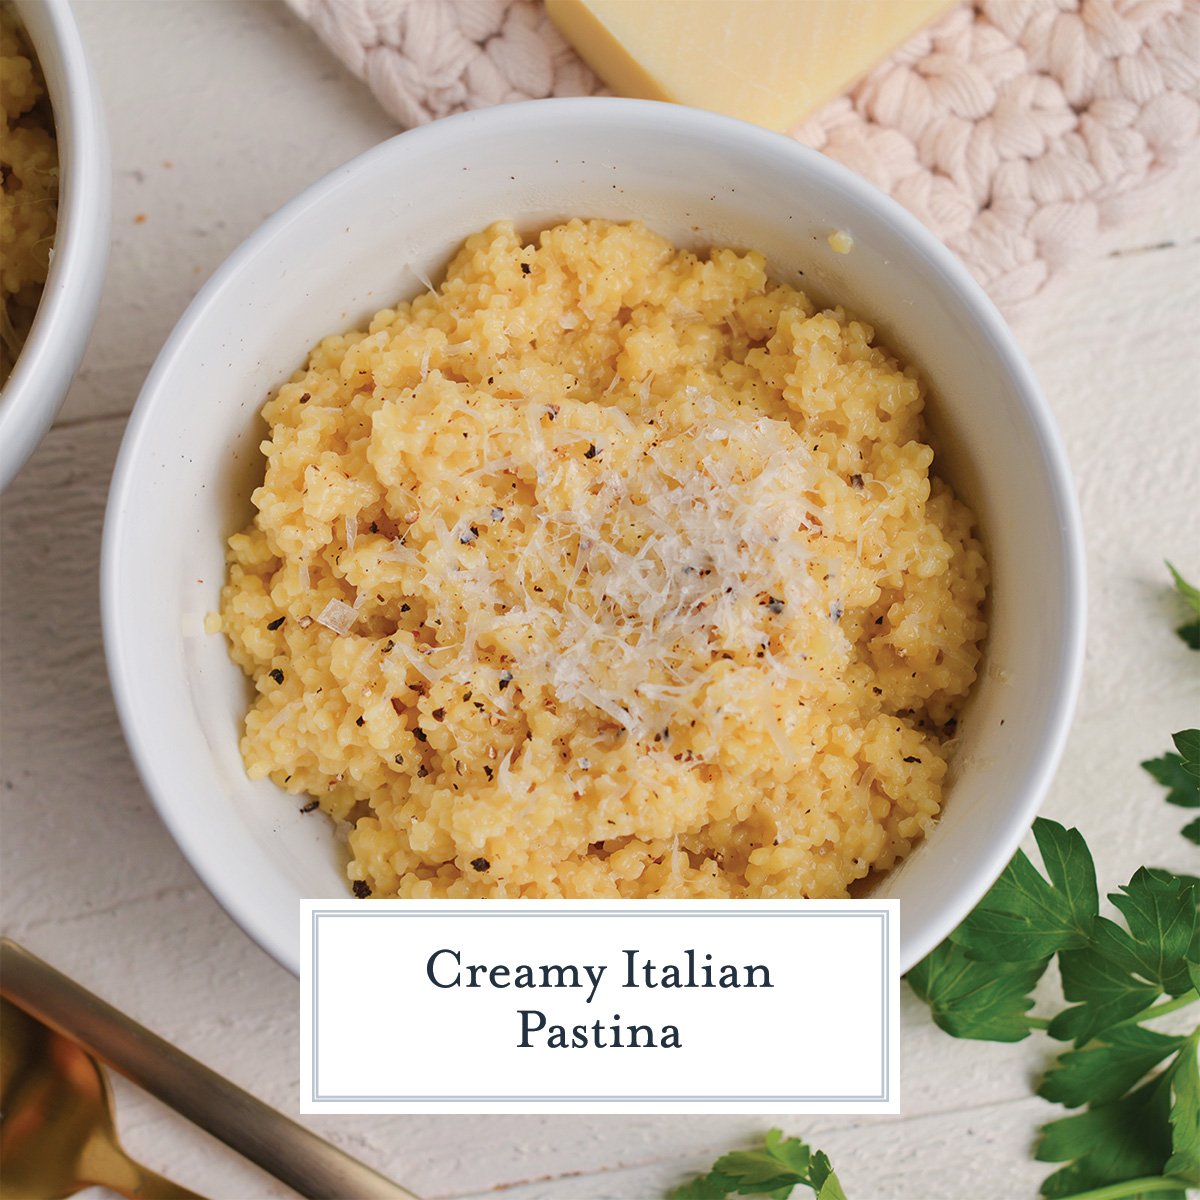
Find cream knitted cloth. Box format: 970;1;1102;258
287;0;1200;307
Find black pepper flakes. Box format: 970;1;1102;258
766;596;784;614
267;617;285;631
356;716;365;727
850;474;864;489
394;753;404;765
417;765;429;778
369;522;379;534
904;756;922;764
432;708;446;722
352;880;371;898
298;392;310;404
470;857;491;872
300;799;319;814
269;668;284;684
584;444;597;459
520;262;531;275
400;603;411;613
484;765;494;780
459;526;479;544
498;670;513;691
413;727;428;742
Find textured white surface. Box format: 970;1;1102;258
0;3;1198;1199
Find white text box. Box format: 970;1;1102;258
301;900;899;1115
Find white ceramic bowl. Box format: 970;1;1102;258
103;99;1085;976
0;0;110;492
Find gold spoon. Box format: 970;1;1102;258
0;940;417;1199
0;995;206;1199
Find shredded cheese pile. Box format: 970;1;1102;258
388;396;825;741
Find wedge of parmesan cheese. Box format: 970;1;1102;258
546;0;953;131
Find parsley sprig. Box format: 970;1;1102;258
671;1130;847;1199
909;822;1199;1199
910;559;1200;1198
683;562;1197;1200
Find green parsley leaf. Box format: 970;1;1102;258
1048;939;1163;1045
1168;562;1200;650
672;1173;739;1200
1168;563;1200;612
951;820;1097;961
907;939;1048;1041
669;1131;846;1200
809;1153;848;1200
1145;736;1200;845
1047;870;1198;1044
1038;1024;1185;1107
1143;749;1200;809
1164;1032;1200;1184
1036;1070;1180;1198
1093;868;1199;995
709;1146;808;1192
1174;730;1200;782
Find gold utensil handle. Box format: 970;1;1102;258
85;1142;209;1200
118;1171;207;1200
0;940;420;1200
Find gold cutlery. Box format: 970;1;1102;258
0;940;419;1200
1;994;206;1199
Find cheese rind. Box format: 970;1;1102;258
547;0;954;132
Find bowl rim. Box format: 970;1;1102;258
102;96;1087;976
0;0;112;492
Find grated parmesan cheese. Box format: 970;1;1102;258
407;260;436;293
264;700;299;732
316;598;359;635
384;397;831;739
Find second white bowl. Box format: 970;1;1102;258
0;0;110;491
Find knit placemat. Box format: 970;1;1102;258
286;0;1200;308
